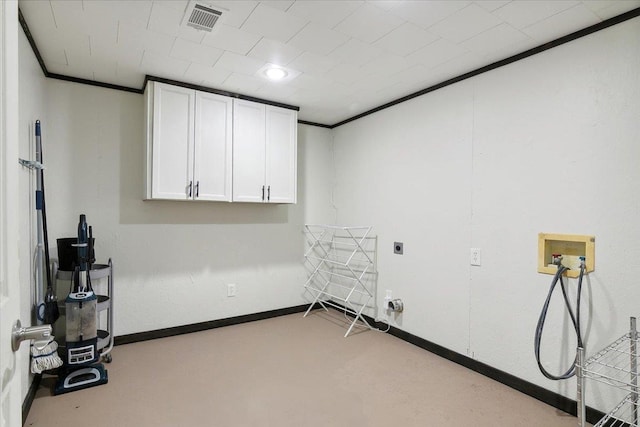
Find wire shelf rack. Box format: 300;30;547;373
578;317;639;427
583;332;639;392
593;394;639;427
302;224;377;337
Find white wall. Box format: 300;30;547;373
332;17;640;410
38;80;334;336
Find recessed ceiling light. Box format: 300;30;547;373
256;63;300;83
264;67;288;80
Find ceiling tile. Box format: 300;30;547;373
390;1;471;29
19;0;58;33
209;1;258;29
289;73;337;94
334;2;404;43
201;24;261;55
117;22;176;56
92;58;120;83
140;51;190;80
361;53;411;78
59;35;91;67
288;52;337;75
37;41;67;67
407;38;469;69
427;50;488;82
255;81;299;102
324;63;363;85
82;0;153;27
366;1;400;12
396;66;443;92
264;1;295;12
214;51;265;75
33;28;89;66
329;38;383;67
521;4;601;42
584;1;640;20
474;1;511;12
241;3;308;43
148;2;205;43
248;38;303;65
49;0;83;23
287;1;363;28
183;62;229;85
374;22;440;57
461;23;532;58
115;63;146;87
288;22;349;56
429;4;503;43
50;1;119;41
170;38;223;66
220;72;264;93
152;1;188;12
46;62;95;81
90;35;144;67
493;0;580;29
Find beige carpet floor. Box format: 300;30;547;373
25;310;585;427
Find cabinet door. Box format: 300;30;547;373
151;82;195;200
232;99;266;202
194;92;232;201
266;106;297;204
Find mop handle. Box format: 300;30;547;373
36;121;53;292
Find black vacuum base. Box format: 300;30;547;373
54;364;108;395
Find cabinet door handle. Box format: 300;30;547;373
188;181;193;198
195;181;199;198
267;185;270;202
261;185;265;201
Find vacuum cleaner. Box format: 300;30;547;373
54;214;108;395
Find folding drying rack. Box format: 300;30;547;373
302;224;376;337
577;317;638;427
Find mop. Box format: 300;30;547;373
22;120;63;373
30;338;63;374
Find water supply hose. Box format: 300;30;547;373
534;260;586;380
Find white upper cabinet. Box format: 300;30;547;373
232;99;266;203
233;99;297;204
194;91;233;201
266;105;297;204
145;80;297;204
147;82;195;200
145;81;232;201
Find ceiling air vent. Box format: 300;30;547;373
182;2;222;32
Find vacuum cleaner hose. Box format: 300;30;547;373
534;263;585;380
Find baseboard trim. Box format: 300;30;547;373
22;374;41;426
323;302;607;425
114;303;318;346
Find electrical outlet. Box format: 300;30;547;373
470;248;482;266
227;284;236;297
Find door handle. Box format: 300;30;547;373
12;320;52;352
267;185;270;202
188;181;193;198
195;181;200;198
262;185;265;201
